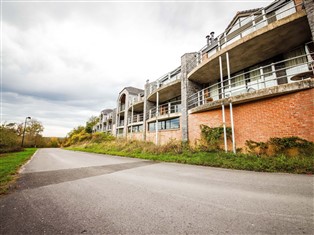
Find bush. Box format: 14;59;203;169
199;125;232;151
91;132;114;143
0;126;22;153
245;137;314;157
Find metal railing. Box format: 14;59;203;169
129;95;144;106
188;53;314;109
102;124;112;132
148;70;181;96
186;0;302;71
119;104;125;112
149;100;182;119
102;113;113;123
127;113;144;124
117;120;124;127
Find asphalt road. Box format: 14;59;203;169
0;148;313;234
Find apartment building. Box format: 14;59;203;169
145;66;182;145
93;109;116;134
94;0;314;151
115;87;144;138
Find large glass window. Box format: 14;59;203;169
249;66;261;82
231;72;245;87
129;125;143;133
263;65;273;77
148;122;156;132
284;47;307;68
148;118;180;132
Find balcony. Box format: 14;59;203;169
147;67;181;102
119;104;125;113
129;95;144;106
188;53;314;111
149;100;181;119
188;0;310;84
117;120;124;127
128;96;144;113
127;113;144;124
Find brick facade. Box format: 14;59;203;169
188;89;314;148
146;129;182;145
127;132;144;141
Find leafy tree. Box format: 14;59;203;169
49;137;60;147
24;119;44;147
0;123;21;153
85;116;99;134
67;125;85;138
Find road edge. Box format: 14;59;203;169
18;149;39;174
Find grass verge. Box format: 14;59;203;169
66;141;313;174
0;148;37;195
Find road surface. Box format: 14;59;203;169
0;148;313;234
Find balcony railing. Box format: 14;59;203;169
187;0;302;70
119;104;125;112
127;113;144;124
100;112;113;123
188;52;314;109
129;96;144;106
149;100;181;119
103;124;112;132
117;120;124;127
148;69;181;95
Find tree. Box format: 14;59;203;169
0;123;21;153
85;116;99;134
25;119;44;147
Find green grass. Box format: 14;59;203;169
0;148;37;194
67;142;314;174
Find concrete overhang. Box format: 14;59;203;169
128;101;144;112
189;78;314;114
147;79;181;103
188;11;311;84
127;121;144;127
146;113;181;123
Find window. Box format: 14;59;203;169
148;118;180;132
148;122;156;132
249;66;261;82
231;73;245;87
284;47;307;68
263;66;273;77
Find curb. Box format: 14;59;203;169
18;149;39;174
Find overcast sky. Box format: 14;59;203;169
2;0;271;137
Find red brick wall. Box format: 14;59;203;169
188;89;314;148
127;132;143;141
146;129;182;145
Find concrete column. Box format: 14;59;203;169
181;52;202;143
115;99;119;137
304;0;314;40
155;91;159;145
143;81;155;141
124;92;128;138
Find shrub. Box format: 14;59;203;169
91;132;114;143
0;126;22;153
245;137;314;157
200;125;232;151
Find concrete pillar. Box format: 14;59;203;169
143;81;155;141
123;93;128;138
304;0;314;40
181;52;202;143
